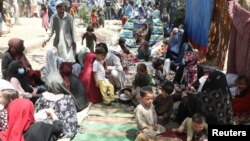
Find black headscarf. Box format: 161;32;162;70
8;60;34;93
198;70;233;125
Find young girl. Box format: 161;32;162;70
81;25;97;53
40;4;49;31
137;41;151;61
137;63;155;85
135;86;166;141
0;88;19;131
91;9;98;28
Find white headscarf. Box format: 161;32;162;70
0;79;15;90
44;47;64;83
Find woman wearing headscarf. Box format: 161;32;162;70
8;60;40;101
0;98;63;141
36;47;78;138
35;80;78;138
79;52;103;103
76;46;90;69
197;70;233;125
43;47;64;81
1;38;31;80
2;38;45;88
173;51;204;123
173;51;204;92
59;62;89;111
44;47;82;79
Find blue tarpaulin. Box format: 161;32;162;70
185;0;214;53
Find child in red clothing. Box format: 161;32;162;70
91;9;98;28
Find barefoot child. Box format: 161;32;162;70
81;25;97;53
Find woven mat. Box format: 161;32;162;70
72;103;137;141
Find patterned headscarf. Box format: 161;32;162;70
182;51;198;87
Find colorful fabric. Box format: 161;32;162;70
98;79;115;104
227;1;250;79
91;12;98;24
120;19;136;47
79;53;103;103
72;103;137;141
59;62;89;111
77;47;90;67
0;110;8;132
185;0;214;54
35;95;78;138
0;99;35;141
232;90;250;116
149;18;163;45
40;10;49;29
183;51;198;87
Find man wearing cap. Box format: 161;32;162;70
43;0;77;62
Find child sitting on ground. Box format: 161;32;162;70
81;25;97;53
172;113;208;141
154;81;174;125
135;86;167;141
231;75;250;123
93;43;115;106
137;63;155;86
137;41;151;61
152;58;165;86
130;72;151;107
233;75;250;98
